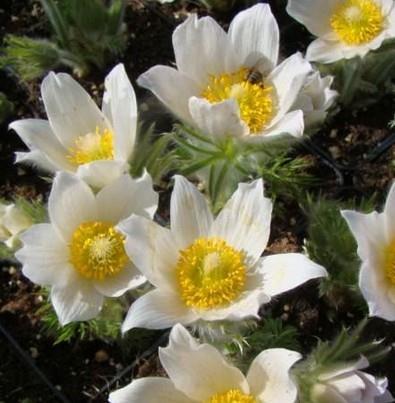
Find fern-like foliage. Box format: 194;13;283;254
304;195;375;310
0;0;126;80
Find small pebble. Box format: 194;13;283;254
95;350;109;363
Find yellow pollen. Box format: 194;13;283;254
330;0;384;45
176;237;246;310
69;221;128;281
67;127;114;165
206;389;257;403
383;241;395;285
201;68;276;134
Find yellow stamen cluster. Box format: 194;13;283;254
69;221;128;281
383;241;395;285
176;237;246;309
206;389;257;403
201;67;275;134
67;127;114;165
330;0;384;45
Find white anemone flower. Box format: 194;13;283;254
15;171;158;325
287;0;395;63
342;182;395;320
310;357;393;403
109;323;302;403
292;68;338;130
0;202;33;249
10;63;137;189
137;4;312;141
119;176;327;332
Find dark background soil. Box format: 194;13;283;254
0;0;394;402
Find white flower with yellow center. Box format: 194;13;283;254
287;0;395;63
10;63;137;189
109;324;302;403
310;357;393;403
342;182;395;320
119;176;327;331
15;171;158;325
137;4;312;141
0;202;33;249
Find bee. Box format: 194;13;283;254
246;68;263;85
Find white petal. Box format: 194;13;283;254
76;159;128;189
311;384;349;403
259;253;327;297
121;290;198;332
383;182;395;241
359;261;395;320
102;64;137;161
93;264;146;298
159;324;248;400
211;179;272;265
15;150;58;173
118;215;178;291
96;172;158;223
9;119;74;171
286;0;339;37
51;273;104;325
306;37;345;64
199;286;270;322
247;348;302;402
41;72;107;149
341;210;385;261
188;97;248;139
49;172;97;241
109;378;191;403
228;4;279;71
173;15;237;84
258;110;304;140
137;65;199;124
3;204;32;236
16;224;72;287
171;176;213;249
268;53;311;123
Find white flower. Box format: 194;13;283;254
292;67;338;130
287;0;395;63
10;63;137;189
0;202;32;249
342;182;395;320
109;323;302;403
15;171;158;325
119;176;327;332
310;357;393;403
137;4;312;141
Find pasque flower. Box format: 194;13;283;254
342;182;395;320
310;357;393;403
0;202;33;249
292;67;338;130
109;323;302;403
16;171;158;325
287;0;395;63
10;63;137;188
119;176;327;332
138;4;313;141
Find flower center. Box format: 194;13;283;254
69;221;128;280
330;0;384;45
201;67;276;134
206;389;256;403
383;241;395;285
67;127;114;165
176;237;246;309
